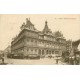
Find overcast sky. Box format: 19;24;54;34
0;14;80;50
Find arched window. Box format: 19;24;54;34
31;39;33;42
27;48;29;52
49;51;51;54
52;51;54;54
46;50;48;54
27;39;29;42
42;50;44;55
39;49;41;54
31;49;33;52
35;49;37;52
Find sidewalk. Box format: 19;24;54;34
0;58;70;65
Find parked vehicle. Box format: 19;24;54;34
7;53;24;59
48;55;52;58
45;54;52;58
13;54;24;59
40;55;45;58
26;54;40;59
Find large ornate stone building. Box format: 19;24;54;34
11;18;66;57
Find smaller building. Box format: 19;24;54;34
62;40;73;60
72;39;80;55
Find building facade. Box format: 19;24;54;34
66;40;73;53
11;18;66;57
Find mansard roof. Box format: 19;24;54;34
20;18;38;31
20;18;65;38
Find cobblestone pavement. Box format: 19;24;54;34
1;58;68;65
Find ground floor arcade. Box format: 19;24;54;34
12;47;63;57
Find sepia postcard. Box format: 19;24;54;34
0;14;80;65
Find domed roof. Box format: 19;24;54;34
42;21;52;35
54;31;63;38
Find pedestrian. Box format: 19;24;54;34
1;56;4;64
75;57;79;65
69;57;74;65
56;57;58;64
56;59;58;64
74;54;80;65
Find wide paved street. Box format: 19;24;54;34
1;58;67;65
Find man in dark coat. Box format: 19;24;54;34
1;56;4;64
